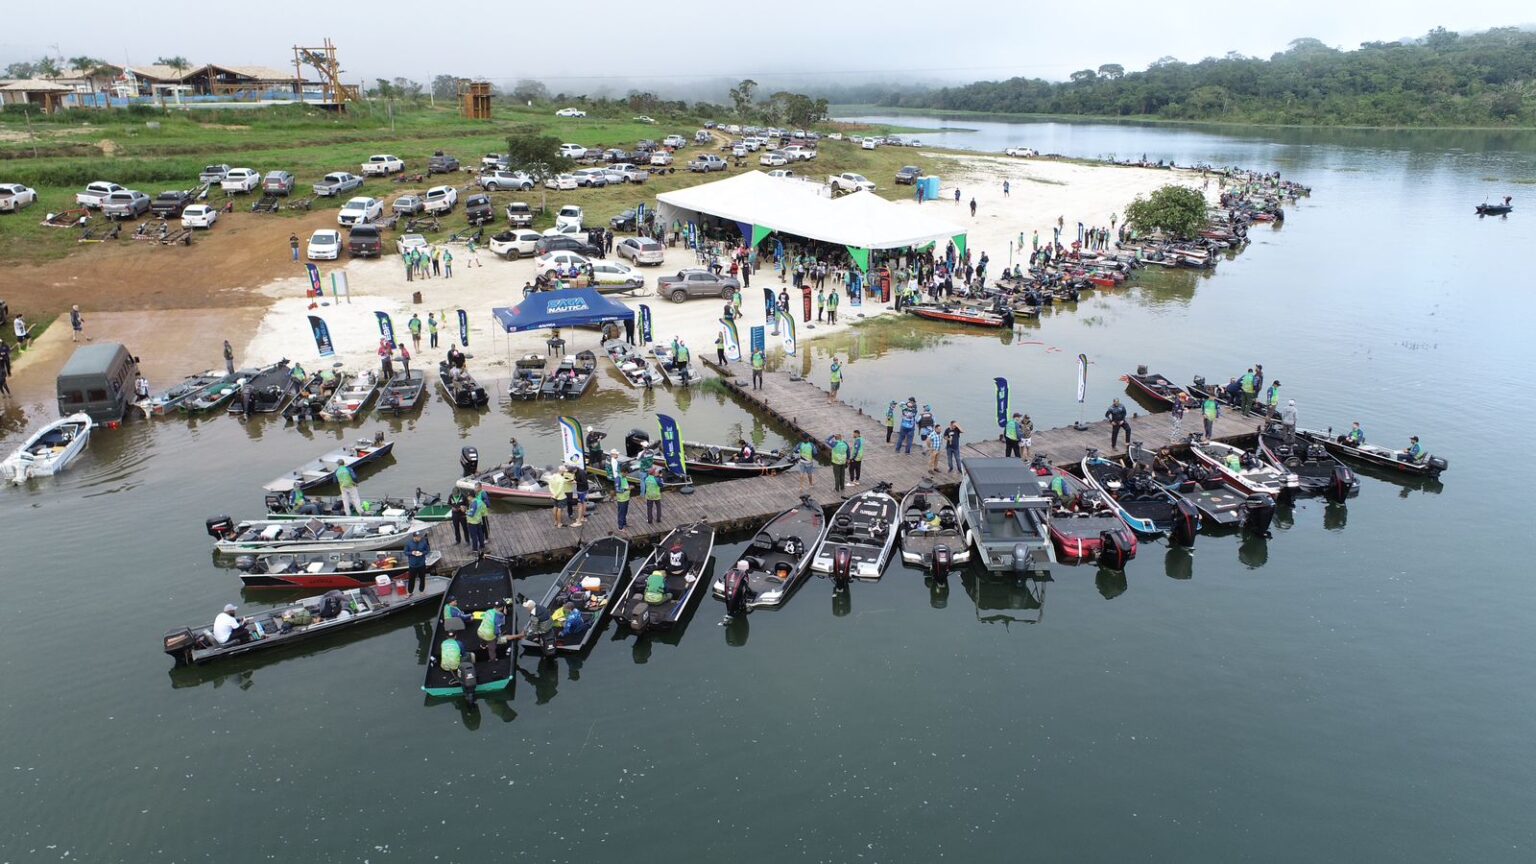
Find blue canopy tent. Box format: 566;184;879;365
492;288;635;332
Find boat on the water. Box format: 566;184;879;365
164;576;448;665
138;369;231;417
266;489;451;522
1028;460;1136;567
710;497;825;611
319;370;380;421
1123;367;1188;410
182;367;259;413
376;370;427;415
0;412;93;482
422;558;517;702
899;479;972;574
1079;449;1198;542
1188;439;1299;501
811;481;900;582
605;343;664;388
507;355;546;400
623;431;795;477
650;343;698;386
262;433;394;494
612;522;715;636
523;535;631;654
457;462;607;507
229;360;302;415
905;303;1006;328
540;351;597;399
283;368;347;423
1256;423;1358;502
207;514;427;555
957;458;1056;573
438;361;489;409
1476;203;1513;216
1293;426;1448;479
235;549;443;590
1127;443;1270;531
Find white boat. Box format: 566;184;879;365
810;482;900;581
262;433;394;494
899;479;972;569
1188;439;1299;500
649;343;698;386
605;343;664;388
208;514;428;556
956;457;1055;575
1;413;93;482
319;370;380;421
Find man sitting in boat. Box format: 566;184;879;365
442;598;470;625
736;440;755;463
1398;436;1424;463
446;346;467;370
663;543;693;580
552;601;588;640
1341;423;1365;446
1224;451;1243;473
772;561;794;582
641;569;671;605
212;603;251;646
439;634;464;679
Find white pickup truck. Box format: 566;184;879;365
76;181;125;209
828;172;876;193
360;154;404;176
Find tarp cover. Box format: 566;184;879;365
656;171;964;251
492;288;634;332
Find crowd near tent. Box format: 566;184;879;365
655;171;969;270
491;288;634;332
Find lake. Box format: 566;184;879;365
3;115;1535;863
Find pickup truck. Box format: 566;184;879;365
894;165;923;185
77;181;125;209
427;152;460;175
422;185;458;214
464;193;495;226
360;155;404;176
828;172;876;193
149;190;194;218
102;190;151;219
313;172;364;197
688;155;727;173
199;164;231;185
347;224;383;258
221;168;262;193
611;163;650;183
479;170;533;192
505;201;534;227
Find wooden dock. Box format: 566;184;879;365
433;366;1260;570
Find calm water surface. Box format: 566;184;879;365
3;119;1535;862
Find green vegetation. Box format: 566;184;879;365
1124;185;1208;239
881;27;1536;127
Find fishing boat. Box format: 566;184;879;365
649;343;698;386
283;368;347;423
457;463;607;507
956;458;1056;574
1293;426;1446;479
811;481;900;582
1184;374;1230;405
710;497;825;610
235;549;443;590
1079;449;1198;542
1028;460;1136;567
228;360;302;415
522;535;631;654
1476;203;1513;216
422;558;518;702
507;355;545;400
905;303;1006;328
163;576;449;666
138;369;230;417
265;488;451;522
262;432;394;494
604;342;664;388
181;367;259;413
1188;439;1299;501
624;432;794;477
539;351;597;399
437;361;489;408
0;412;93;482
1127;443;1267;530
1256;423;1358;502
376;370;427;415
319;370;380;421
207;514;427;556
1123;367;1188;410
898;479;971;573
612;522;715;636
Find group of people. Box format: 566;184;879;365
402;244;455;281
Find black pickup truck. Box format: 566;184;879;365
464;193;495;226
427;152;460;175
150;190;194;218
347;224;383;258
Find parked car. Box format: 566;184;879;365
633;115;656;124
505;201;534;227
908;139;924;147
544;174;578;191
534;234;601;258
337;196;383;226
542;223;581;238
573;168;609;188
558;143;587;159
609;208;646;232
730;143;747;158
480;170;534;191
313;172;364;197
861;138;878;150
220;168;261;194
0;183;37;213
650;151;674;167
348;224;383;258
827;132;844;141
616;236;665;265
392;195;425;216
361;154;405;176
766;169;797;180
611;163;650;183
422;185;459;214
149;190;194;217
760;151;789;167
490;228;542;260
589;260;645;290
102;190;151;219
464;193;494;225
307;229;342;260
657;269;740;303
555;205;583;231
689;155;728;173
535;250;591;277
895;165;923;185
663;134;687;149
427;152;460;174
1004;146;1038;158
395;233;430;257
828;172;876;193
76;181;125;209
481;153;504;167
181;204;218;229
555;107;587;117
262;171;296;195
199;164;232;185
783;145;816;161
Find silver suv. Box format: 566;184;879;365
480;170;534;191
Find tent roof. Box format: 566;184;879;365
655;171;964;250
492;288;634;332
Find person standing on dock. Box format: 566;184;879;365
613;468;631;530
643;467;664;525
1003;412;1023;458
222;340;235;375
715;333;727;366
1239;368;1257;415
1170;395;1187;443
828;358;842;402
547;469;569;529
1105;399;1131;451
885;401;898;443
849;430;865;486
466;486;488;552
924;425;942;472
378;339;394;381
797;436;817;491
943;420;964;473
404;529;431;594
1201;394;1220;440
750;347;765;389
448;487;470;544
336;463;363;516
1019;414;1034;459
896;398;918;454
828;433;849;493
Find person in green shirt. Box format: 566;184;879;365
750;348;765;390
1264;381;1281;418
407;313;422;350
816;288;826;322
612;469;631;530
1202;395;1220;439
715;333;727;365
641;569;670;606
336;463;362;516
796;435;816;491
827;357;842;403
643;468;664;525
827;433;849;493
826;288;840;324
465;486;488;552
848;429;865;486
1239;368;1257;416
546;468;569;529
885;401;897;443
427;312;439;349
732;288;743;316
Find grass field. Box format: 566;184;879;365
0;103;970;264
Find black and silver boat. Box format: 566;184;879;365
522;535;630;655
710;498;825;610
811;481;900;583
611;522;715;635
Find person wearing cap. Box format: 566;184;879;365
509;438;525;476
546;466;570;528
611;458;632;530
1342;422;1365;446
1400;436;1424;464
212;603;250;645
642;467;664;525
554;600;588;639
848;430;865;486
404;529;432;594
884;401;897;443
896;398;918;454
465;486;488;552
641;569;671;606
1239;368;1257;415
519;598;553;646
478;600;509;660
1279;399;1298;439
442;597;470;624
572;462;590;527
663;541;693;580
1003;412;1023;458
1265;381;1282;418
336;462;363;516
827;357;842;402
558;463;579;525
826;433;849;493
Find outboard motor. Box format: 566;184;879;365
1192;375;1206;391
1098;530;1133;570
722;570;751;618
234;555;257;572
459;645;479;705
1427;456;1449;477
932;544;953;585
163;628;196;665
1010;542;1033;575
206;515;234;539
459;446;479;477
628;604;654;635
1136;364;1148;376
1326;464;1356;504
831;546;853;592
1170;499;1199;548
624;429;650;458
1242;493;1276;538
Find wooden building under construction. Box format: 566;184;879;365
461;81;492;119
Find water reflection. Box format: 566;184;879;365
1096;568;1129;599
1163;548;1194;582
961;567;1049;626
1323;503;1348;532
924;575;950;609
1238;535;1269;570
723;616;750;647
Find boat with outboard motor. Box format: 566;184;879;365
228;360;302;415
376;370;427;414
540;351;597;399
1476;202;1513;216
422;558;517;702
1028;458;1136;567
905;303;1007;328
711;498;825;611
181;368;258;413
319;370;379;421
1188;439;1299;501
1256;422;1358;502
958;457;1057;574
0;412;93;482
622;430;794;477
1127;443;1273;533
605;342;664;388
522;535;631;655
262;432;394;494
1080;448;1199;543
438;360;489;408
266;488;450;522
1292;426;1447;479
507;355;546;400
650;343;698;386
283;367;348;424
235;548;443;590
611;522;715;636
164;575;448;665
1123;367;1188;410
457;462;607;506
811;481;900;584
207;514;427;555
138;369;231;417
899;479;971;575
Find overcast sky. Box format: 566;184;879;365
1;0;1529;95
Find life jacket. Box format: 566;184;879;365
751;352;764;370
830;441;848;465
1241;373;1255;393
1050;476;1068;498
851;438;864;460
797;441;814;461
1203;399;1218;420
643;475;663;500
1225;454;1241;472
829;363;842;383
477;608;501;642
643;572;667;605
614;474;631;503
336;466;356;488
439;637;462;672
1005;419;1019;441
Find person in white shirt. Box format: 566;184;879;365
212;603;249;645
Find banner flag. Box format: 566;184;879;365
719;318;742;362
1076;353;1088;403
994;377;1009;427
656;414;687;477
374;311;396;347
778;310;796;356
305;263;322;295
639;304;653;344
456;308;468;346
558;416;586;469
308;316;335;358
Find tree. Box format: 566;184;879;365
371;78;398;99
393;77;424;101
511;79;548;104
1424;26;1459;49
431;75;462;101
156;56;190;75
1069;69;1098;84
67;55;100;74
5;61;37;79
34;56;61;78
729;78;758;117
1097;63;1125;80
1124;185;1209;239
505;126;573;181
